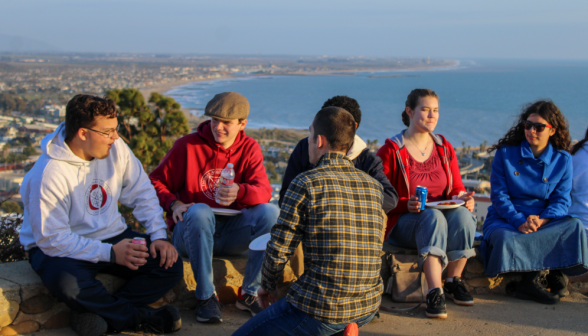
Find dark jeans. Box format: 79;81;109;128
28;228;183;332
232;297;376;336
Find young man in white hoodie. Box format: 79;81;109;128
19;94;183;336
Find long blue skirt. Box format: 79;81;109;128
479;216;588;278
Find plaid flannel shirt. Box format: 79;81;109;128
262;152;384;324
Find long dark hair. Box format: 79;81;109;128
571;127;588;155
487;100;571;153
401;88;439;127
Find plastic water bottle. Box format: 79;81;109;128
216;163;235;204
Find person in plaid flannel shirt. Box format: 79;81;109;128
233;107;385;336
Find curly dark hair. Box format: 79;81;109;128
401;88;439;127
65;94;118;142
322;95;362;127
571;126;588;155
487;100;571;153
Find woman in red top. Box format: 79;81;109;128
377;89;477;319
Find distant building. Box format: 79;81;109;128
275;162;288;173
0;127;18;142
41;105;66;118
266;147;282;158
462;179;491;193
269;183;281;204
0;171;25;192
18;124;55;136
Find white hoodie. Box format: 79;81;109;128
19;123;167;263
346;135;367;161
569;142;588;230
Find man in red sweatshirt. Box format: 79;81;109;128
149;92;279;324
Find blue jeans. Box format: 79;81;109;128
29;228;183;332
388;207;477;267
232;297;376;336
172;203;279;299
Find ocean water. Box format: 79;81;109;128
167;59;588;147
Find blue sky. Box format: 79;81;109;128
1;0;587;59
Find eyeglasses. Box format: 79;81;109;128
86;124;120;138
523;120;553;133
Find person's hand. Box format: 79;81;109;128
150;239;179;269
527;215;550;230
518;222;535;234
458;191;476;212
216;183;240;206
257;287;271;310
171;201;194;224
257;287;278;310
113;239;149;270
407;196;423;213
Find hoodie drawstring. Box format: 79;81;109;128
77;165;87;223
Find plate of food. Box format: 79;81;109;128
210;208;242;216
425;199;465;209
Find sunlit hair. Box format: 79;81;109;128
571;127;588;155
65;94;118;142
488;100;571;153
402;88;439;127
312;107;356;152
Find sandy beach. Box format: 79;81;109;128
139;77;232;100
137;60;459;100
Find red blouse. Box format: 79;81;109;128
408;148;448;202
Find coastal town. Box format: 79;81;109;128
0;53;455;100
0;52;492;227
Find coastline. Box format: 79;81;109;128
138;60;460;131
138;78;232;101
139;60;460;99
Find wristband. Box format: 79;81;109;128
169;200;178;213
110;246;116;263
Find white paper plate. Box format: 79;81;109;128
211;208;242;216
425;199;465;209
249;233;271;251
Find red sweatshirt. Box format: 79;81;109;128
149;120;273;230
376;131;466;239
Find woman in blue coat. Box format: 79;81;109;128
481;100;588;304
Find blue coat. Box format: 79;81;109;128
483;140;574;238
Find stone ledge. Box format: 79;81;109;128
0;254;296;334
382;243;584;297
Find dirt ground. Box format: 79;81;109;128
36;291;588;336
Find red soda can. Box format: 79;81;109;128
132;237;147;246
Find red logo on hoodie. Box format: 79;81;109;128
201;168;223;201
85;180;112;215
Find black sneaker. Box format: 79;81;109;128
368;310;380;324
516;271;560;305
196;295;224;323
546;270;569;297
135;305;182;334
444;277;474;306
70;311;108;336
236;293;263;317
425;288;447;319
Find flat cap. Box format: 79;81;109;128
204;92;250;121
